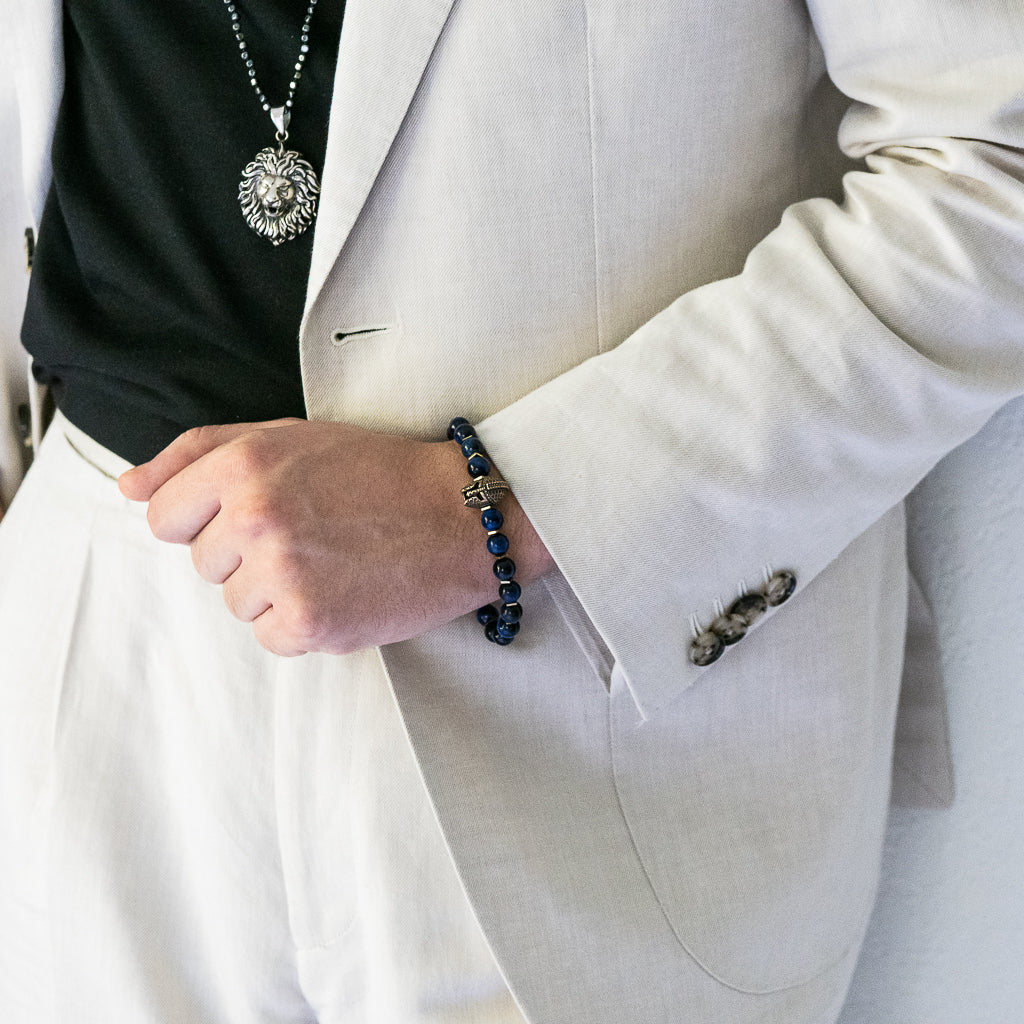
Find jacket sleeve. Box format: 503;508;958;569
3;0;63;508
477;0;1024;717
0;60;36;510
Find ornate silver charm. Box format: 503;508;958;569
238;141;320;246
462;477;511;509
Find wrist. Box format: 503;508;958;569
494;486;555;586
445;416;553;644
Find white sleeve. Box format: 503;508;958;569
478;0;1024;716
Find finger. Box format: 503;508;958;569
118;417;303;502
190;515;243;584
118;423;253;502
221;560;273;623
251;606;308;657
145;451;226;544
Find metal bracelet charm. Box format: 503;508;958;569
462;476;511;509
447;417;524;646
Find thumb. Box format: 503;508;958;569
118;422;259;502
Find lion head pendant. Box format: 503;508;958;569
238;146;321;245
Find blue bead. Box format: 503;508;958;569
481;508;504;531
498;580;521;603
461;436;485;458
447;416;469;440
493;557;516;581
467;454;490;477
476;605;498;626
486;532;510;556
499;602;522;623
485;621;513;645
496;620;521;639
452;422;477;445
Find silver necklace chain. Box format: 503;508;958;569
223;0;319;134
223;0;324;245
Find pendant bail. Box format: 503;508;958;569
270;106;291;136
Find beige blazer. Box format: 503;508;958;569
8;1;1024;1020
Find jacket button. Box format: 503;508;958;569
711;612;747;645
689;630;724;667
728;592;768;626
765;570;797;606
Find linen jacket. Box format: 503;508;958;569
7;2;1024;1021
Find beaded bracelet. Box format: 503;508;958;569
447;417;523;646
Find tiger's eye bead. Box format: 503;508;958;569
689;630;724;667
447;416;470;440
496;620;520;639
710;612;747;646
499;602;523;623
481;508;504;531
451;416;522;649
493;557;516;581
486;533;510;556
477;605;499;627
729;592;768;626
487;623;513;645
765;570;797;606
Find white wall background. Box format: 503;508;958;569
0;51;32;510
840;399;1024;1023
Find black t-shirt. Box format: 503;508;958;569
21;0;345;465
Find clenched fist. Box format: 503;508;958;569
119;419;552;656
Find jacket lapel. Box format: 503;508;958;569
304;0;457;314
11;0;64;226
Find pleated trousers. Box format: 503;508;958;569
0;414;526;1024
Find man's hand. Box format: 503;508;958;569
119;419;553;656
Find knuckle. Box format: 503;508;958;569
179;424;216;456
234;482;293;541
180;425;205;445
234;494;275;539
228;432;273;477
287;598;323;648
266;543;303;589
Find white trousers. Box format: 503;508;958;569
0;415;526;1024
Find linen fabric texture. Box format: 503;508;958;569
0;416;527;1024
4;0;1024;1021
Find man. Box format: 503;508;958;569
2;1;1023;1022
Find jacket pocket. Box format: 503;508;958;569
609;509;907;993
543;570;615;690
